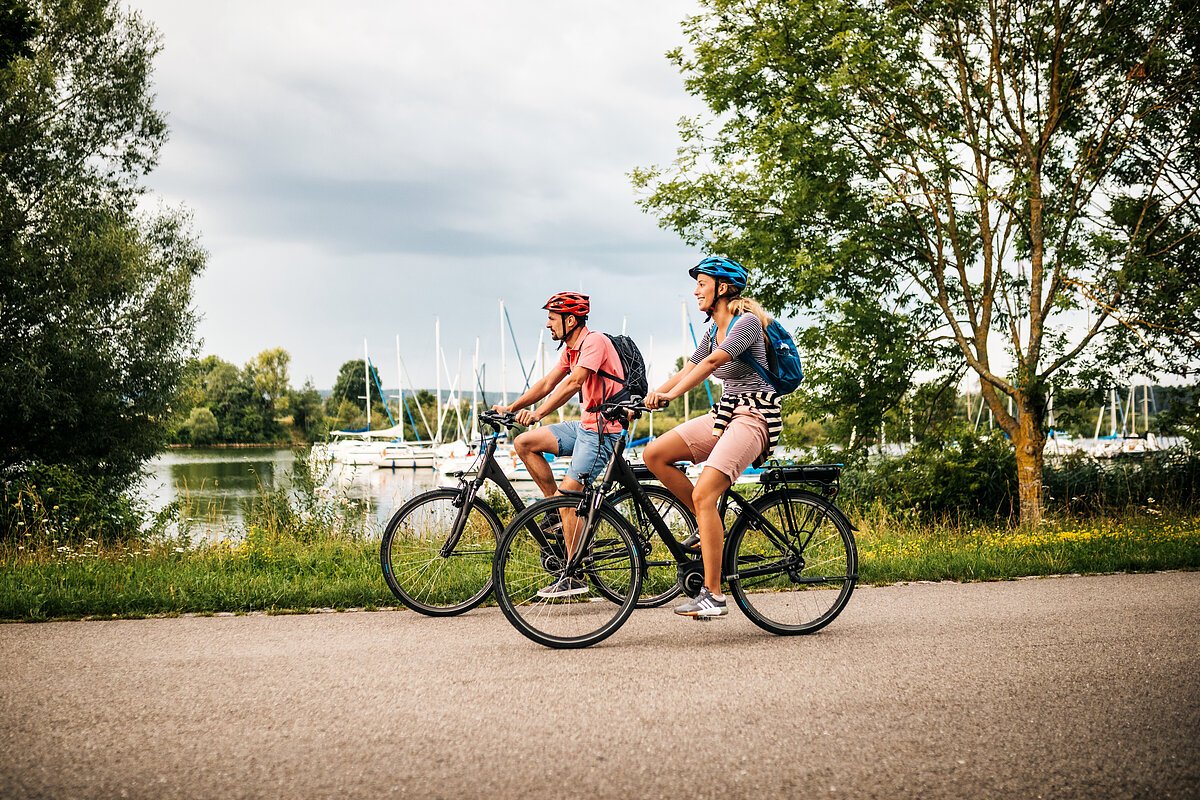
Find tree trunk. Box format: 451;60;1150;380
1013;397;1047;527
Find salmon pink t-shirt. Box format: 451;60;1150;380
557;328;625;434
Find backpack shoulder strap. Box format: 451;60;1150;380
595;332;625;385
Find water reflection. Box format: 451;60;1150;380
141;448;543;540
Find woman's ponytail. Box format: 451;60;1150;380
728;295;772;330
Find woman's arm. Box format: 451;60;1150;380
645;351;731;409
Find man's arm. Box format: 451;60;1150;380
494;366;568;414
522;365;591;424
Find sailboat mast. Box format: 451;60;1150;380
435;318;443;443
364;338;371;431
472;337;480;439
647;334;654;440
1110;387;1118;437
396;334;404;444
499;299;508;407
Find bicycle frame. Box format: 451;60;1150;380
556;405;852;591
438;417;529;558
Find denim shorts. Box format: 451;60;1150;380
546;421;623;484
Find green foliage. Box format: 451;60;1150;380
1155;384;1200;448
839;433;1019;521
329;359;381;415
169;353;286;444
1044;450;1200;515
0;0;204;489
183;406;219;444
246;347;291;414
238;447;369;543
635;0;1200;521
288;379;326;439
834;433;1200;523
1;462;143;545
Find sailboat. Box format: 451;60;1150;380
325;341;399;466
374;333;440;469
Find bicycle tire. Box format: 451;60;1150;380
380;488;502;616
492;496;642;649
607;485;694;607
726;488;857;635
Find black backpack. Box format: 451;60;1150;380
597;333;648;403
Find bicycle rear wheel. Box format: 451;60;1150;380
492;496;641;649
380;488;501;616
607;485;694;607
727;489;857;635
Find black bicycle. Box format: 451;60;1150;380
379;409;699;615
379;410;529;616
491;400;859;648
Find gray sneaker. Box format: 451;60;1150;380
537;574;588;599
673;586;728;617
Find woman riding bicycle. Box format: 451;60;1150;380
643;257;782;618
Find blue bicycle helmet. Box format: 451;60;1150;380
689;256;748;289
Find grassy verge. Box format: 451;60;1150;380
852;504;1200;584
3;509;1197;621
0;536;387;620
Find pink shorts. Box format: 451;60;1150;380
669;406;769;482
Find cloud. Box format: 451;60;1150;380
129;0;710;389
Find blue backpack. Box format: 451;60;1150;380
711;315;804;395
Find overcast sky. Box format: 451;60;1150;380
127;0;721;396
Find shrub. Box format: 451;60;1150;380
1045;449;1200;515
1;462;144;545
838;432;1017;521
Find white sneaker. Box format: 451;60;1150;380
673;586;727;617
537;575;588;599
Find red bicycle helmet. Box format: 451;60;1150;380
542;291;590;317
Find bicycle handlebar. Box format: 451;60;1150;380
590;397;650;422
477;410;523;432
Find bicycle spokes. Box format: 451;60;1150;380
728;490;857;635
493;496;641;648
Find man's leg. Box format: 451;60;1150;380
512;428;560;498
556;474;584;559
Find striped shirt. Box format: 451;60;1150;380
690;315;781;466
689;315;775;395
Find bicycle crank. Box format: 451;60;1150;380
677;560;705;597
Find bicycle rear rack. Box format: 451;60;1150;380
757;462;843;500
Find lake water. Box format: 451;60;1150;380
141;448;543;540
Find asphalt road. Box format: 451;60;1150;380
2;572;1198;799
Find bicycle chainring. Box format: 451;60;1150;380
677;560;705;597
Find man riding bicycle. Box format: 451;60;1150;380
493;291;626;597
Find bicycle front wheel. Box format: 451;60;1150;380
727;489;857;635
608;485;694;607
380;488;501;616
492;496;642;649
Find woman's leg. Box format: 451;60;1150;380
642;430;699;514
692;466;732;595
645;414;717;514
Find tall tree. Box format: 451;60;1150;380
245;347;291;414
634;0;1199;524
0;0;205;487
328;359;381;417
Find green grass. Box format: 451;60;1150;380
0;536;389;620
2;508;1197;621
852;503;1200;583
